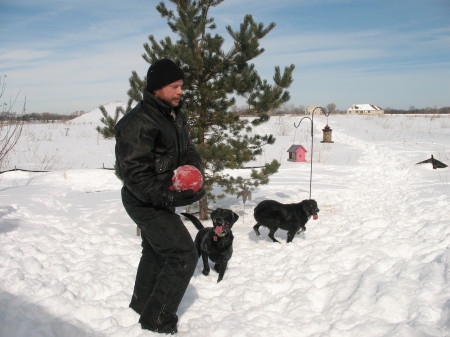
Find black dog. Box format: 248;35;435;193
253;199;319;243
182;208;239;282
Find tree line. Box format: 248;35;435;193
1;111;85;123
385;106;450;114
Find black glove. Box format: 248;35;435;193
161;188;205;207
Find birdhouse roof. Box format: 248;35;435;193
287;144;307;153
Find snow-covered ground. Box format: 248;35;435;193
1;105;449;337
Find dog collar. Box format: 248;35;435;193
213;232;227;241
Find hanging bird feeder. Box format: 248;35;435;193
321;124;334;143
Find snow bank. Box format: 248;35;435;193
1;112;449;337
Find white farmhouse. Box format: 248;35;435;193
347;104;384;115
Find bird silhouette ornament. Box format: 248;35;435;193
416;155;448;169
237;185;252;204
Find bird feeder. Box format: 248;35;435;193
321;124;334;143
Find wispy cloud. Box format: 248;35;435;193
256;26;450;71
0;49;52;66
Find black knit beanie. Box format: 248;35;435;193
146;58;184;93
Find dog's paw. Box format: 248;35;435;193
202;269;210;276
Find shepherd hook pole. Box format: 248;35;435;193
293;107;325;199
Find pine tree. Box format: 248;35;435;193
107;0;295;219
96;105;124;139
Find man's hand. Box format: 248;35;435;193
161;188;205;207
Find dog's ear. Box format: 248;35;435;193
210;209;218;223
231;211;239;224
300;200;309;210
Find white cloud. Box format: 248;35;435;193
0;49;52;64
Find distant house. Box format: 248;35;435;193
307;104;324;115
347;104;384;115
287;145;308;162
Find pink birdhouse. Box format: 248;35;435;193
287;144;308;162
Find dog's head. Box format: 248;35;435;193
301;199;320;220
211;208;239;236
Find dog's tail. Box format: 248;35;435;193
180;212;204;230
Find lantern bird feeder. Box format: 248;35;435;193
321;124;333;143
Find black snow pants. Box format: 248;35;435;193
121;187;198;333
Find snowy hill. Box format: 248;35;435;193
1;110;449;337
69;101;126;126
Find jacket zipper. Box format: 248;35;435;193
173;112;182;167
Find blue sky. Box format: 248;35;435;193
1;0;449;114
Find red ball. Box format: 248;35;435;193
172;165;203;193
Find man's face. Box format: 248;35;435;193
154;80;183;107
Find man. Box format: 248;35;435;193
115;58;205;334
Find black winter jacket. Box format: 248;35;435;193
115;90;201;206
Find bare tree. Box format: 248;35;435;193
326;103;336;114
0;75;26;171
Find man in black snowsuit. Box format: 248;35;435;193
115;58;205;334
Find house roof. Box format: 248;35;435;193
348;104;383;111
287;144;307;153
